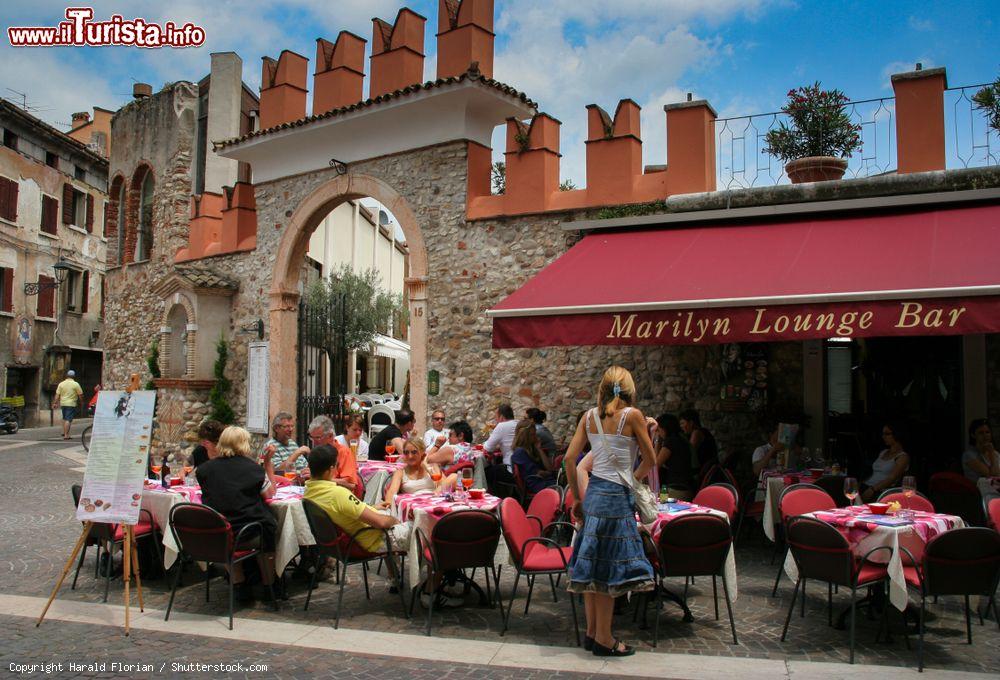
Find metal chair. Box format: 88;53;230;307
300;498;407;628
164;503;275;630
410;510;502;635
877;488;935;513
771;484;836;596
693;483;739;522
929;472;986;526
781;516;892;663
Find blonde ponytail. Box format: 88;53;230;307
597;366;636;417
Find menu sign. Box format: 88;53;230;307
246;342;269;434
76;391;156;525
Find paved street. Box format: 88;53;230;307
0;426;997;678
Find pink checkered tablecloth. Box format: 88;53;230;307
392;491;500;522
358;460;404;484
644;503;738;601
784;504;965;610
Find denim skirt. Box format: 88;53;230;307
567;476;655;596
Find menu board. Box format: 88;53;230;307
719;343;769;412
75;391;156;525
246;341;269;434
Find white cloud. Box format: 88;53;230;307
880;58;935;90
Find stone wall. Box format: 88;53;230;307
151;378;213;462
104;84;198;391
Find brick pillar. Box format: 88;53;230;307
159;327;172;377
892;66;947;174
259;50;308;130
664;99;717;195
436;0;494;79
185;325;197;377
585;100;642;204
313;32;366;114
370;8;426;98
504;114;561;214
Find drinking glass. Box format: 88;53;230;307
843;477;859;505
429;464;443;493
349;439;360;460
800;447;811;470
385;443;396;457
461;468;474;499
901;475;917;517
150;455;163;483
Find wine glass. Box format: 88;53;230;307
461;468;474;499
150;455;163;483
843;477;859;506
385;443;396;458
429;464;443;494
901;475;917;517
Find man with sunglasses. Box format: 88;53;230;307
423;409;449;449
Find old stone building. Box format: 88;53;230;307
1;98;108;426
104;0;1000;480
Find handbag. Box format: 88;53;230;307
591;408;660;524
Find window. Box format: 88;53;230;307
0;266;13;313
80;270;90;314
40;195;58;235
2;129;17;151
116;183;126;264
102;200;108;237
99;274;105;318
36;275;55;318
135;172;154;261
45;151;58;169
63;269;81;312
61;184;92;230
74;165;85;181
0;176;18;222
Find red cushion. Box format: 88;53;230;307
903;565;922;588
522;544;572;571
855;561;889;586
233;548;256;560
113;520;155;541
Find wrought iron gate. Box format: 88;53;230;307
296;294;347;444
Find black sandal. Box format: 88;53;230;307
592;638;635;657
583;635;594;651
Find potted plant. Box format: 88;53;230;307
764;82;862;183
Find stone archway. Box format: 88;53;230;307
268;173;429;430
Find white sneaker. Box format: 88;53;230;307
419;592;464;609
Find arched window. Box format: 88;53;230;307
135;171;154;261
116;181;126;265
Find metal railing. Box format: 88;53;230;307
714;82;997;190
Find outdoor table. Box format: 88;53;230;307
782;504;965;610
392;490;506;589
761;470;849;541
358;460;404;505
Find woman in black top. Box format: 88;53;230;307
190;419;225;467
195;426;278;590
655;413;693;500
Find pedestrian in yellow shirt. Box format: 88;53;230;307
53;370;83;440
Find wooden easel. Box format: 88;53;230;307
37;374;146;635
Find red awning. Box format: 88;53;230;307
489;203;1000;348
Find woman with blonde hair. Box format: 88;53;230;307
379;437;452;507
195;425;279;599
564;366;656;657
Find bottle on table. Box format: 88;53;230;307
659;485;668;503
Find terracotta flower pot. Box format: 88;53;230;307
784;156;848;183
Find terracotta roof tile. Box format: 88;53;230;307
173;264;238;290
213;65;536;151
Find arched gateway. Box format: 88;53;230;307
268;174;429;429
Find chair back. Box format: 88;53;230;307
779;484;835;523
656;513;732;578
301;498;344;553
526;487;562;528
431;510;501;571
813;475;850;507
786;516;855;586
500;497;539;565
877;488;935;513
929;472;986;525
71;483;116;541
988;498;1000;531
921;527;1000;596
699;464;738;491
692;483;738;521
168;503;234;563
368;404;395;428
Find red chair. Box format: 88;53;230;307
526;487;562;533
411;510;502;635
735;479;766;544
900;527;1000;671
650;513;737;646
781;516;892;663
70;484;161;602
929;472;985;526
164;503;276;630
498;497;580;645
444;460;475;477
771;484;836;597
693;483;739;522
699;464;739;492
988;498;1000;531
877;488;935;513
300;498;407;629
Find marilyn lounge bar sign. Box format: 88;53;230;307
491;296;1000;349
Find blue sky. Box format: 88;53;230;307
1;1;997;186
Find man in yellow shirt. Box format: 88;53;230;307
53;370;83;440
303;444;399;555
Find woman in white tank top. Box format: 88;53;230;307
380;438;439;508
564;366;657;657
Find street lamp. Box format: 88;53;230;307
23;257;72;295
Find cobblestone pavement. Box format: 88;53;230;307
1;437;997;676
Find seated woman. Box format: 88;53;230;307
195;425;279;598
963;418;1000;482
751;421;788;478
334;414;370;460
654;413;693;501
511;418;557;495
425;420;475;468
379;438;449;508
861;422;910;502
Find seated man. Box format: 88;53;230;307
303;444;403;558
307;415;359;494
264;411;309;472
